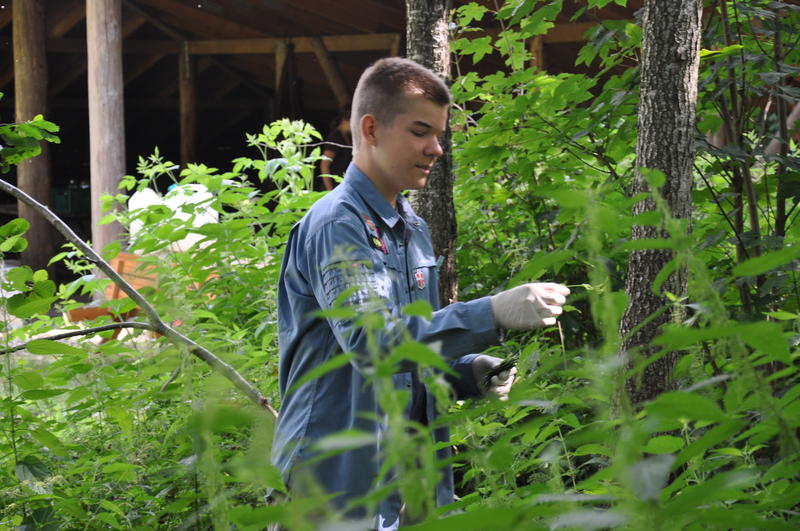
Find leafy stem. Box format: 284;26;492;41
0;177;277;418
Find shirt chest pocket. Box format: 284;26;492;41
408;255;439;307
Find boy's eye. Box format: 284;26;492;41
412;130;426;137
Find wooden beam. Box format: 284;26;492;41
0;10;13;86
87;0;125;255
122;0;269;100
206;76;241;103
145;0;345;39
178;41;197;166
0;96;329;111
0;6;12;31
287;0;404;34
189;34;401;54
124;53;165;84
45;33;403;55
156;57;211;99
543;22;602;43
50;13;145;97
13;0;54;271
134;0;264;38
198;108;252;151
47;0;85;39
309;36;349;107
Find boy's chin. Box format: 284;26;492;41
410;178;428;190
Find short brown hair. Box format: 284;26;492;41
350;57;451;151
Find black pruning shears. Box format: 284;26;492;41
483;352;520;387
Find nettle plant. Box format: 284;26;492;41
1;120;329;529
441;0;799;529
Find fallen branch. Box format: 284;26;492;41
0;177;278;418
0;321;154;355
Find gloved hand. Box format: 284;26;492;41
472;355;517;400
490;282;570;330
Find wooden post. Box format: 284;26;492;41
529;35;545;70
178;41;197;166
13;0;54;272
86;0;125;256
275;39;287;91
309;37;350;107
390;33;401;57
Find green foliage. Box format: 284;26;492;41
0;99;60;174
1;1;799;529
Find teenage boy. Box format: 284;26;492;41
271;57;569;529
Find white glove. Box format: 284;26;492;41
472;355;517;401
490;282;570;330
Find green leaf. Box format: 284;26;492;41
102;462;139;482
0;217;30;237
766;311;797;320
573;444;611;457
389;341;454;373
646;391;725;422
99;499;125;517
6;265;33;287
654;322;790;364
732;245;800;276
456;2;488;25
644;435;684;454
31;429;69;457
15;455;51;482
510;250;574;286
13;370;44;390
21;389;69;400
0;233;27;252
7;293;56;318
313;429;376;452
25;339;86;356
403;299;433;320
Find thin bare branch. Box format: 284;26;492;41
0;321;154;355
0;177;277;418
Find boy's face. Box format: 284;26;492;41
360;94;447;201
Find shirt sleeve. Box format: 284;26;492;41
302;217;499;370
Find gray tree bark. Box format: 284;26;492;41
405;0;458;306
13;0;55;271
619;0;702;405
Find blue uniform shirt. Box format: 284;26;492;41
272;164;500;528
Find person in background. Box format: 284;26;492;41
319;104;352;191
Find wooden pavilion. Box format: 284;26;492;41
0;0;642;271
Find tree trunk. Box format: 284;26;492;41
619;0;702;405
405;0;458;306
13;0;54;272
87;0;125;256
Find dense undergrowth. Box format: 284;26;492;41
2;0;799;529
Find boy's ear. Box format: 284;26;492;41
359;114;378;147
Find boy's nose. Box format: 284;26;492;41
426;137;443;157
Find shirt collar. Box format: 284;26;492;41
345;163;402;228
